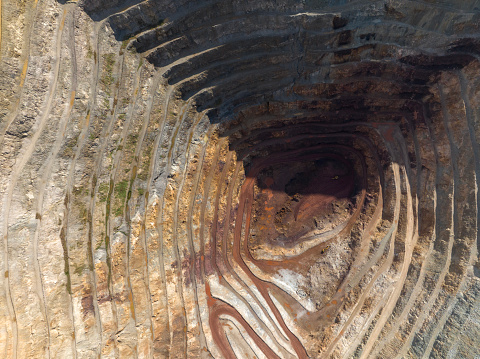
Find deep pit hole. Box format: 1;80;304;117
19;1;479;358
228;123;372;266
251;153;357;246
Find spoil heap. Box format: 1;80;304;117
0;0;479;358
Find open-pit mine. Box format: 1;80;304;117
1;0;480;358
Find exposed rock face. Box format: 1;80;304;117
1;0;480;358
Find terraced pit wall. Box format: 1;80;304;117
0;0;480;358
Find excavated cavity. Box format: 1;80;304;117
248;150;359;252
1;0;480;358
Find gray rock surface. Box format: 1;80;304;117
0;0;479;358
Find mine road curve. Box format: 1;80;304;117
210;136;366;358
212;150;298;358
220;121;403;357
3;1;480;358
2;7;69;358
210;123;383;357
235;140;367;272
32;5;79;358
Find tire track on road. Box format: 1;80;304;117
31;5;78;358
2;7;68;358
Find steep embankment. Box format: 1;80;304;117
0;0;479;358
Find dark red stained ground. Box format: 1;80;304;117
205;138;367;358
252;153;355;248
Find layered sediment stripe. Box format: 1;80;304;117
1;0;480;358
1;3;75;358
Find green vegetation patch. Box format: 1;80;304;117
73;263;88;276
95;238;104;250
113;179;129;216
126;132;139;148
115;179;129;202
138;145;153;181
101;53;116;94
97;182;109;202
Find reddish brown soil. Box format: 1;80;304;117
204;135;367;358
